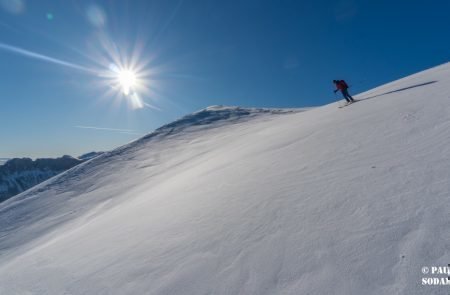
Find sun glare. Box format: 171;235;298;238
93;35;158;110
117;69;137;96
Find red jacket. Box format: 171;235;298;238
335;80;349;91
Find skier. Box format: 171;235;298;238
333;80;355;104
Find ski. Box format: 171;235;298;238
338;100;358;108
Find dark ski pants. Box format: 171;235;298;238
341;89;354;102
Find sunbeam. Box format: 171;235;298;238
0;42;95;73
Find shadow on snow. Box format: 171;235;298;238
360;81;438;101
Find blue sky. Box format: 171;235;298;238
0;0;448;158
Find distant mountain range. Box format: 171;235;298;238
0;152;103;202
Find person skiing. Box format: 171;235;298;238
333;80;355;103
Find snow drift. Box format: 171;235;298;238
1;63;450;294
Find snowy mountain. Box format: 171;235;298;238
0;153;103;203
0;155;83;203
1;63;450;294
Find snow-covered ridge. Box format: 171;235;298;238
1;63;450;294
144;105;305;138
78;151;104;161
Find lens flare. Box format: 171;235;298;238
86;4;106;28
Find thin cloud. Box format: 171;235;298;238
119;132;145;136
75;125;138;133
143;102;162;111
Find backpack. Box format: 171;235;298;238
339;80;349;89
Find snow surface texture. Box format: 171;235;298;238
1;63;450;294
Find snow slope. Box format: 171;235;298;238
1;63;450;294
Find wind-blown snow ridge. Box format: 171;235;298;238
145;105;304;137
1;62;450;294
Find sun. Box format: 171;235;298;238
82;32;161;110
117;69;137;96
